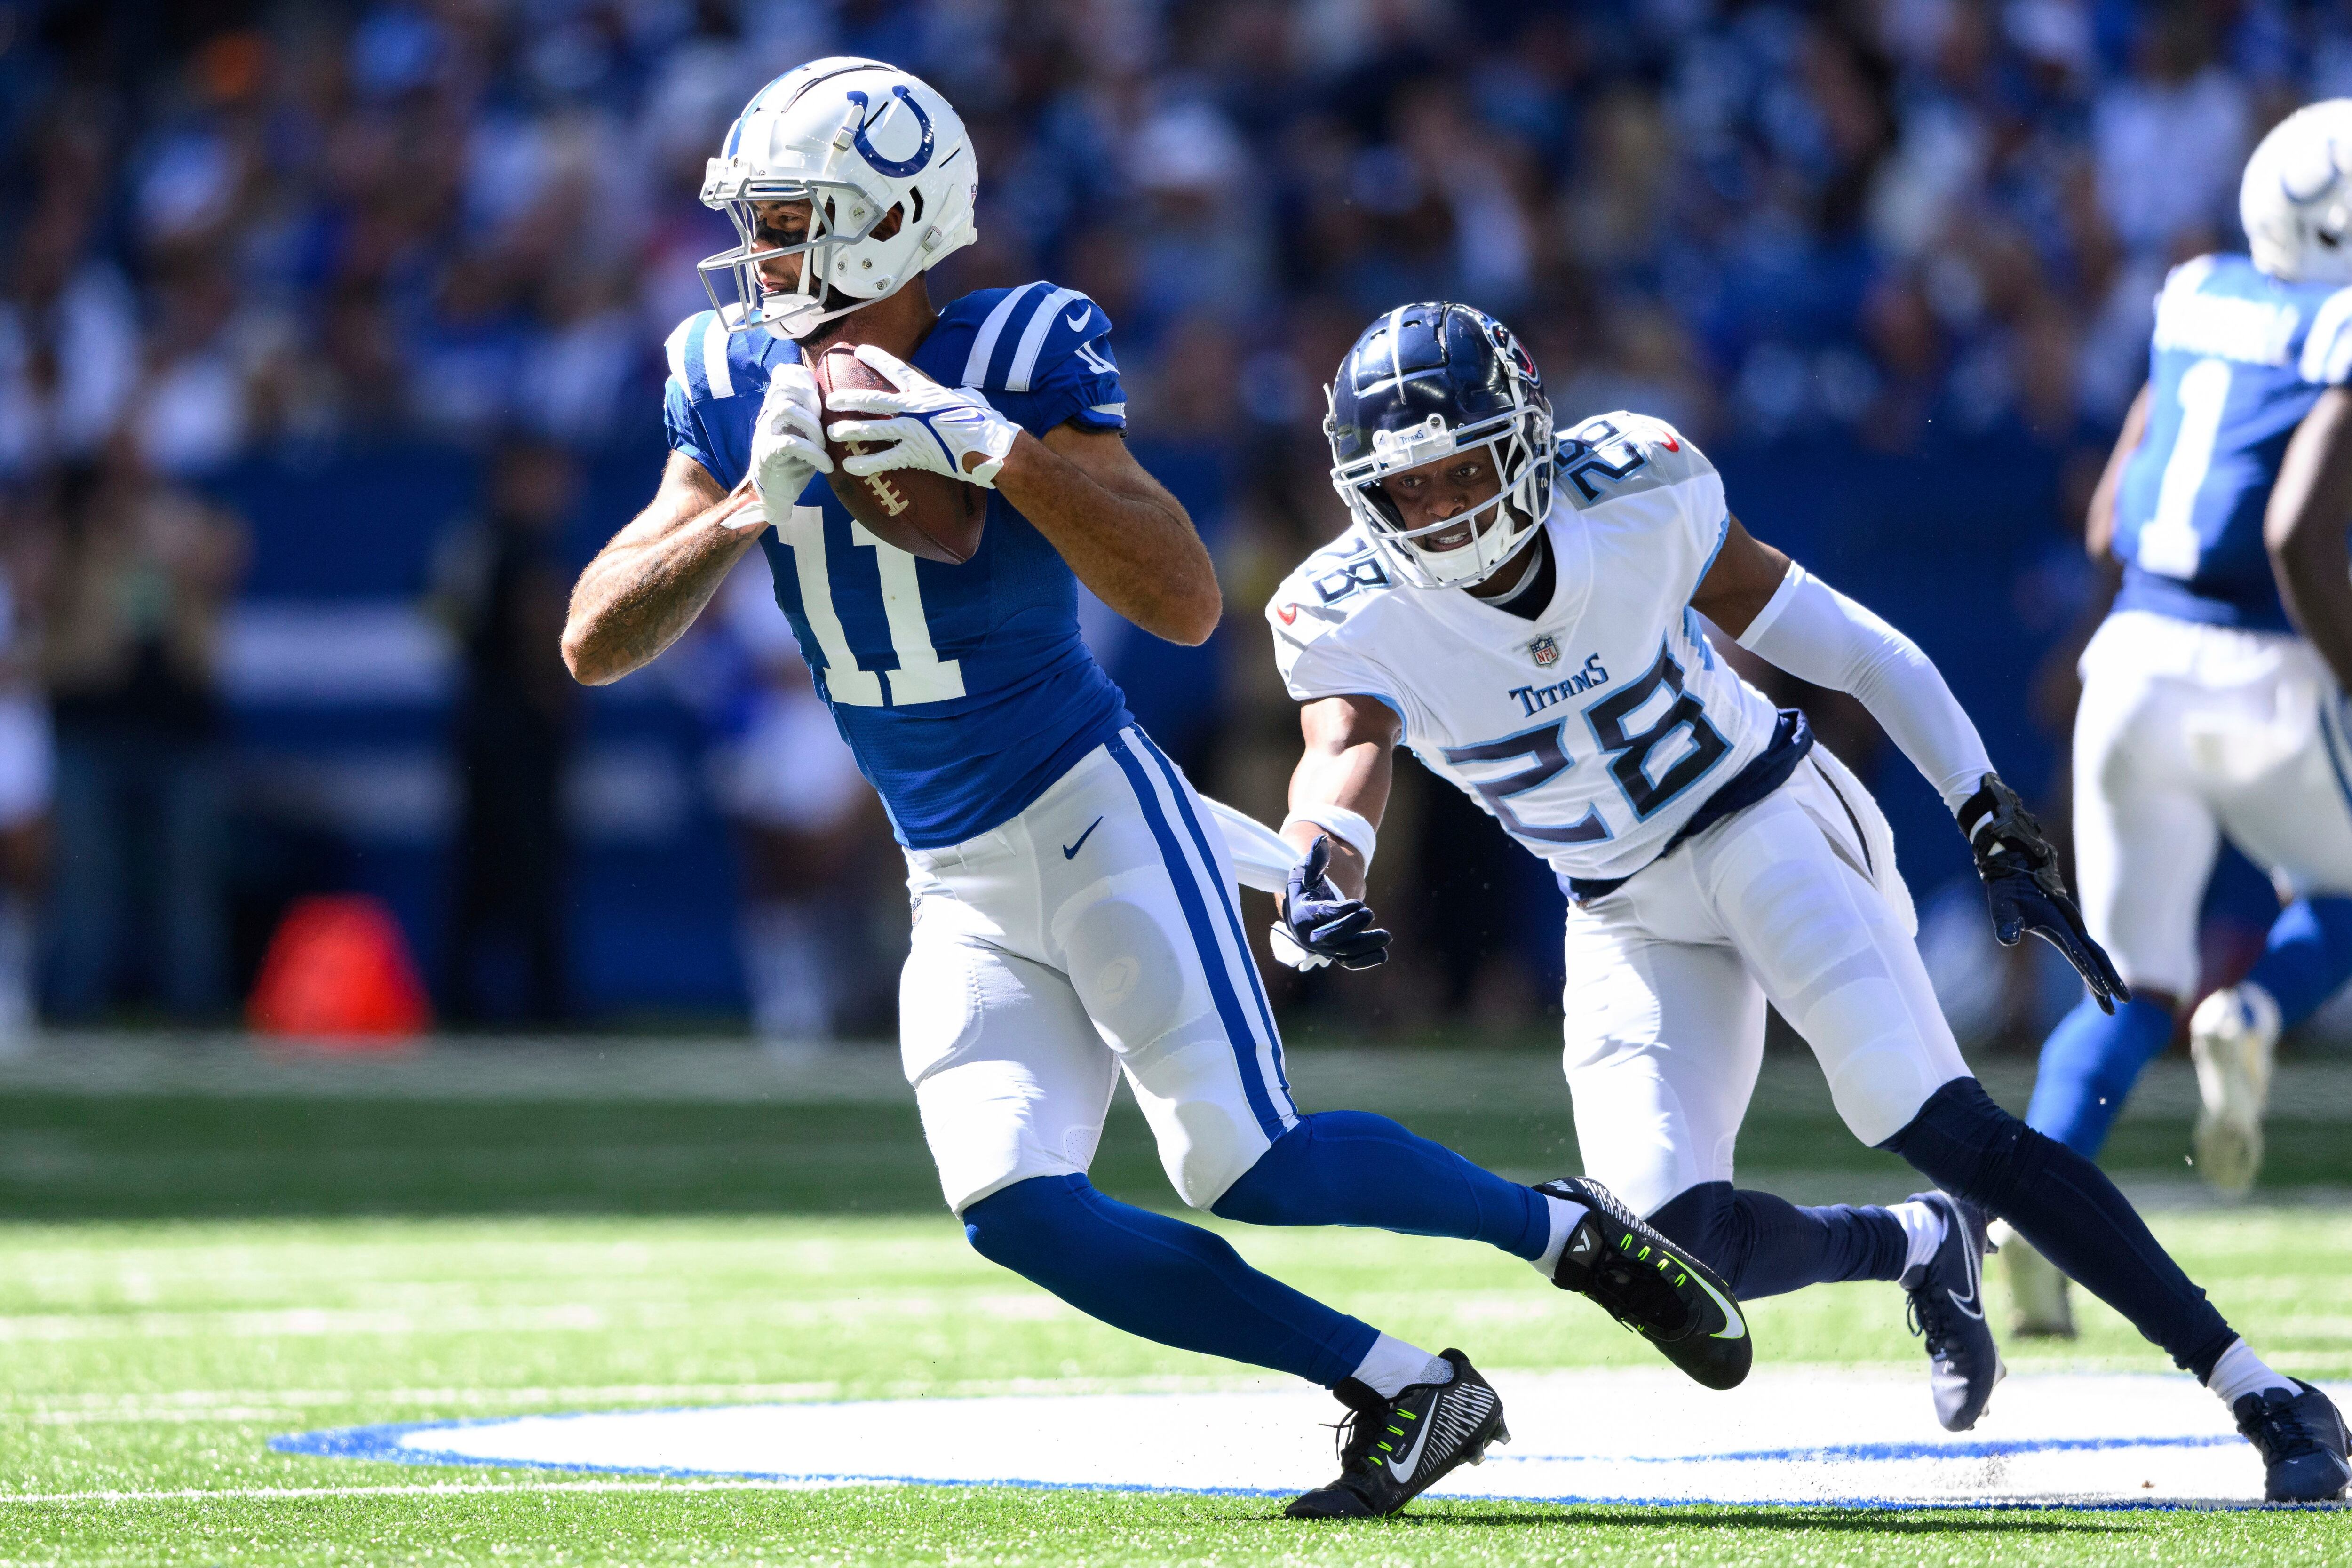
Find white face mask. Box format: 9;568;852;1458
1331;413;1553;590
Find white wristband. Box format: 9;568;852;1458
1282;806;1378;871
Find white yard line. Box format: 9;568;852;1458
0;1479;883;1506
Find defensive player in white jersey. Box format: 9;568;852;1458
559;59;1755;1520
1268;301;2351;1500
2005;102;2352;1337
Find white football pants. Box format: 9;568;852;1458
1561;748;1967;1218
2073;610;2352;1001
899;727;1298;1214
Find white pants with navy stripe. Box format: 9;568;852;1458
2073;611;2352;999
898;728;1297;1214
1561;751;1966;1219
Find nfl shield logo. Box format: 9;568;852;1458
1531;636;1560;668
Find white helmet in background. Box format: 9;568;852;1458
698;57;977;340
2241;99;2352;285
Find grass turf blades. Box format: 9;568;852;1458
4;1212;2351;1565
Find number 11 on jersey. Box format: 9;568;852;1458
776;503;966;708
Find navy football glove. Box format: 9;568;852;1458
1271;836;1390;971
1957;774;2129;1015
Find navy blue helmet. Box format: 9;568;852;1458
1324;302;1554;588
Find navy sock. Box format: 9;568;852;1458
962;1174;1378;1387
1879;1078;2236;1378
2247;895;2352;1028
1649;1180;1908;1300
1210;1109;1552;1261
2025;995;2174;1157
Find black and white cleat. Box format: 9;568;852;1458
1902;1190;2004;1431
1537;1176;1752;1390
2235;1378;2352;1503
1284;1350;1510;1519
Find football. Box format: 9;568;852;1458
812;343;989;564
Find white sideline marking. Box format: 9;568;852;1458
267;1369;2352;1508
0;1294;1066;1342
0;1480;880;1506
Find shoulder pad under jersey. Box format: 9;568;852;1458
1551;411;1715;509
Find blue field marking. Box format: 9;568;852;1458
267;1409;2302;1512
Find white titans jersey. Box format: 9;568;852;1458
1270;413;1783;883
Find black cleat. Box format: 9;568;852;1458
1537;1176;1751;1390
1902;1191;2003;1431
2234;1378;2352;1502
1284;1349;1509;1518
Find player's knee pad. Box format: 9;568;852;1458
1875;1075;2054;1217
1138;1084;1272;1210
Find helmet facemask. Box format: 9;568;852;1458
697;180;901;340
1329;398;1554;590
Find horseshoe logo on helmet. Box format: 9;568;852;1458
843;87;935;179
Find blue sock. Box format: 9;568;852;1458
1210;1110;1552;1261
2246;896;2352;1028
2025;995;2174;1157
1648;1181;1908;1300
963;1174;1377;1387
1880;1077;2236;1378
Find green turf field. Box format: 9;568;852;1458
3;1041;2349;1563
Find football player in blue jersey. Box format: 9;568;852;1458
559;58;1754;1519
2005;101;2352;1343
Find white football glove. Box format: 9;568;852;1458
825;343;1020;488
746;362;833;528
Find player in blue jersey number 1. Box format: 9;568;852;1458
2005;101;2352;1346
559;58;1751;1519
1268;299;2348;1500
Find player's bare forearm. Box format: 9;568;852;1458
2267;385;2352;691
2087;384;2151;564
1285;695;1401;901
994;424;1221;645
563;452;763;686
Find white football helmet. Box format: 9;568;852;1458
2241;99;2352;285
699;58;977;340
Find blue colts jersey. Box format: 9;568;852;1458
2112;253;2352;631
662;282;1135;847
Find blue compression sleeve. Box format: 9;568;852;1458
2025;995;2174;1157
1649;1181;1908;1300
963;1174;1378;1387
1882;1077;2236;1379
1209;1110;1553;1261
2246;896;2352;1029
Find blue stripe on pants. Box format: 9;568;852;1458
1131;729;1294;1106
1104;732;1288;1141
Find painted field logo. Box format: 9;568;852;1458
1531;636;1560;668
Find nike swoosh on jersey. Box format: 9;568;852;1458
1062;817;1106;859
1385;1402;1437;1483
1065;309;1089;332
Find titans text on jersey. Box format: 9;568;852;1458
662;282;1134;846
1271;413;1784;885
2112;253;2352;629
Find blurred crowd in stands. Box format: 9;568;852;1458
1;0;2348;1042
